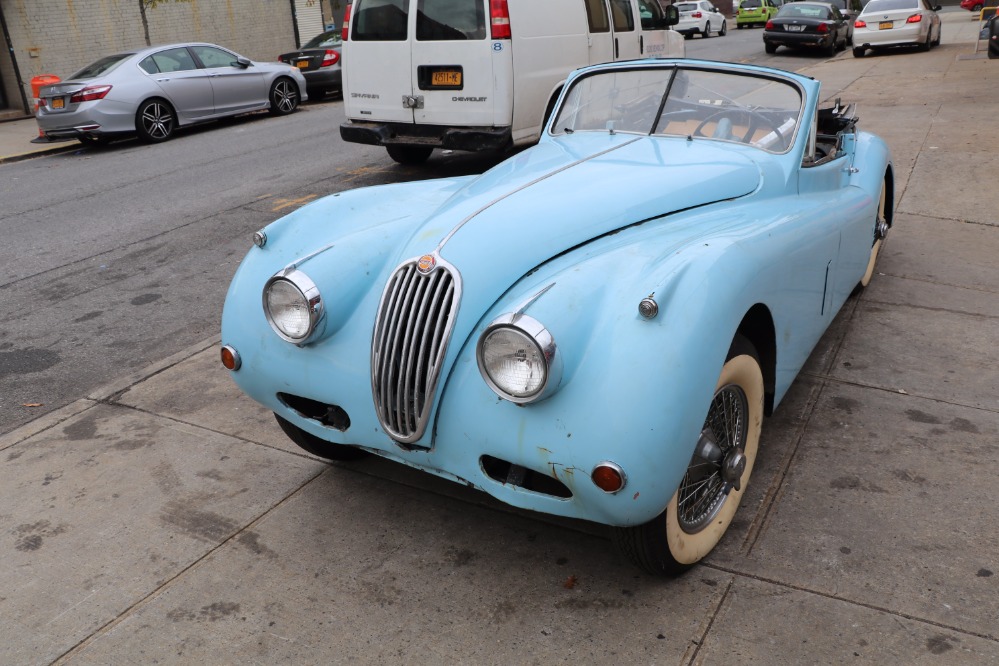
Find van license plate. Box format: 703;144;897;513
432;71;462;87
52;97;64;109
879;21;893;29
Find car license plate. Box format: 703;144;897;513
787;24;805;31
432;70;461;87
296;60;309;68
879;21;893;29
52;97;64;109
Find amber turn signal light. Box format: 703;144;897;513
220;345;241;371
591;462;626;494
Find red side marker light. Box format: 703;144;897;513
591;462;626;493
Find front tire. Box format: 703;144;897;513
135;99;176;143
386;144;433;165
268;77;300;115
613;336;764;576
275;414;369;461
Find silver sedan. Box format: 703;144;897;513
852;0;942;56
35;42;308;144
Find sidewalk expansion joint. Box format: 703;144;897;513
799;371;999;416
700;562;999;644
681;577;735;665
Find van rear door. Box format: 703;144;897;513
343;0;414;124
411;0;498;127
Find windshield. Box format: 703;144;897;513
303;30;342;48
69;53;132;79
551;67;802;153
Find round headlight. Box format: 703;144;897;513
477;314;561;404
263;270;323;343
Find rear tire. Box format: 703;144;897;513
268;77;300;115
612;335;764;576
274;414;369;461
853;46;865;57
386;145;433;165
860;173;891;288
135;99;176;143
719;20;728;36
765;41;778;54
702;22;712;37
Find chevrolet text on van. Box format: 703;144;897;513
339;0;684;164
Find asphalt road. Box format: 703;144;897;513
0;27;839;436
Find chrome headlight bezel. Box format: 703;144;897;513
476;313;562;404
262;269;325;344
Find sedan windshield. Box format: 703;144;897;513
552;66;802;153
69;53;132;79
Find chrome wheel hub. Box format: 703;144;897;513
677;383;749;534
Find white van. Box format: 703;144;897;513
339;0;684;164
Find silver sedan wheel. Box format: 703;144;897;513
136;100;175;143
269;78;299;115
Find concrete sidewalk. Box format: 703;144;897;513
2;13;998;665
0;115;81;165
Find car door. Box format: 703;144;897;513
411;0;496;127
584;0;615;63
609;0;641;58
343;0;415;124
636;0;677;55
144;47;214;121
189;45;267;116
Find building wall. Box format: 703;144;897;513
0;0;299;113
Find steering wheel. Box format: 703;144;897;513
693;108;784;147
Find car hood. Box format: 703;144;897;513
406;133;760;297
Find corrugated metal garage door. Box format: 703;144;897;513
294;0;325;45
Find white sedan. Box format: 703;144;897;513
853;0;942;56
675;1;728;38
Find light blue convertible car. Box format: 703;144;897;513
221;59;892;575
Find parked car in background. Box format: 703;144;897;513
764;1;851;55
35;43;307;144
340;0;685;165
737;0;780;28
852;0;942;56
222;58;893;575
278;30;343;99
985;14;999;58
960;0;984;14
825;0;863;25
676;0;729;37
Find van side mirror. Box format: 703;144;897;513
664;4;680;26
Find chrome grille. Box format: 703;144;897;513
371;257;459;445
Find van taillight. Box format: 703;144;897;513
342;3;352;40
490;0;511;39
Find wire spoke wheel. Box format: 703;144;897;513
677;384;748;533
611;335;764;576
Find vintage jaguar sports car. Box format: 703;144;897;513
221;59;893;575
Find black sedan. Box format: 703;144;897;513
764;1;850;56
278;30;342;99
